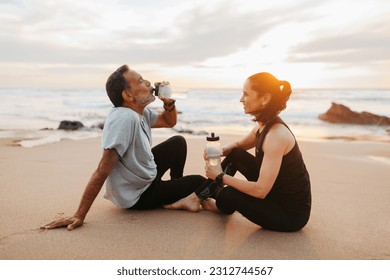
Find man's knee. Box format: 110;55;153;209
192;174;207;186
170;135;187;149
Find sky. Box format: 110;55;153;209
0;0;389;89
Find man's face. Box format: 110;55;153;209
125;70;155;106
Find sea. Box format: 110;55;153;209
0;88;389;147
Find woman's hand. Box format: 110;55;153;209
205;161;220;180
203;149;208;161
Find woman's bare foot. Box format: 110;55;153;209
163;193;201;212
201;198;220;213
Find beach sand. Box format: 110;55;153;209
0;134;389;260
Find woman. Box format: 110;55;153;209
203;72;311;232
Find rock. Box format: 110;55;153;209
195;130;209;135
58;120;85;130
172;126;209;135
174;127;194;134
319;103;390;126
91;122;104;129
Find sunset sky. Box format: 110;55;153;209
1;0;389;89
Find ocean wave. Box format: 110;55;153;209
1;88;389;144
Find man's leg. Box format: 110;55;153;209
152;135;187;179
131;175;206;210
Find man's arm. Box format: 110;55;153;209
152;98;177;128
42;149;119;231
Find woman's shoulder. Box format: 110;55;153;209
267;122;291;137
264;123;295;154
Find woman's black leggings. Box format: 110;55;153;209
131;135;206;210
202;148;309;232
194;147;259;201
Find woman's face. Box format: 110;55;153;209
240;79;268;116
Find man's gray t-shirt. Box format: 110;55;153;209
102;107;158;208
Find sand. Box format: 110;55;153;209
0;134;389;260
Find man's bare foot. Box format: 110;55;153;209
163;193;201;212
201;198;220;213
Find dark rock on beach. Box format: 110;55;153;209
91;122;105;129
173;126;208;135
319;103;390;126
58;120;85;130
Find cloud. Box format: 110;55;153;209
120;5;278;65
287;19;390;65
1;0;390;88
0;0;310;66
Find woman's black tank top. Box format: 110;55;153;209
255;117;311;214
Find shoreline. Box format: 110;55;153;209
1;132;390;259
0;125;389;149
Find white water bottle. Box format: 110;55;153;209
206;132;222;173
153;82;188;100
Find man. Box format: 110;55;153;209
43;65;206;231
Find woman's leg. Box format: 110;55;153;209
195;147;259;201
152;135;187;179
216;187;294;232
222;148;259;181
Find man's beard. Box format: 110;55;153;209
134;92;155;106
